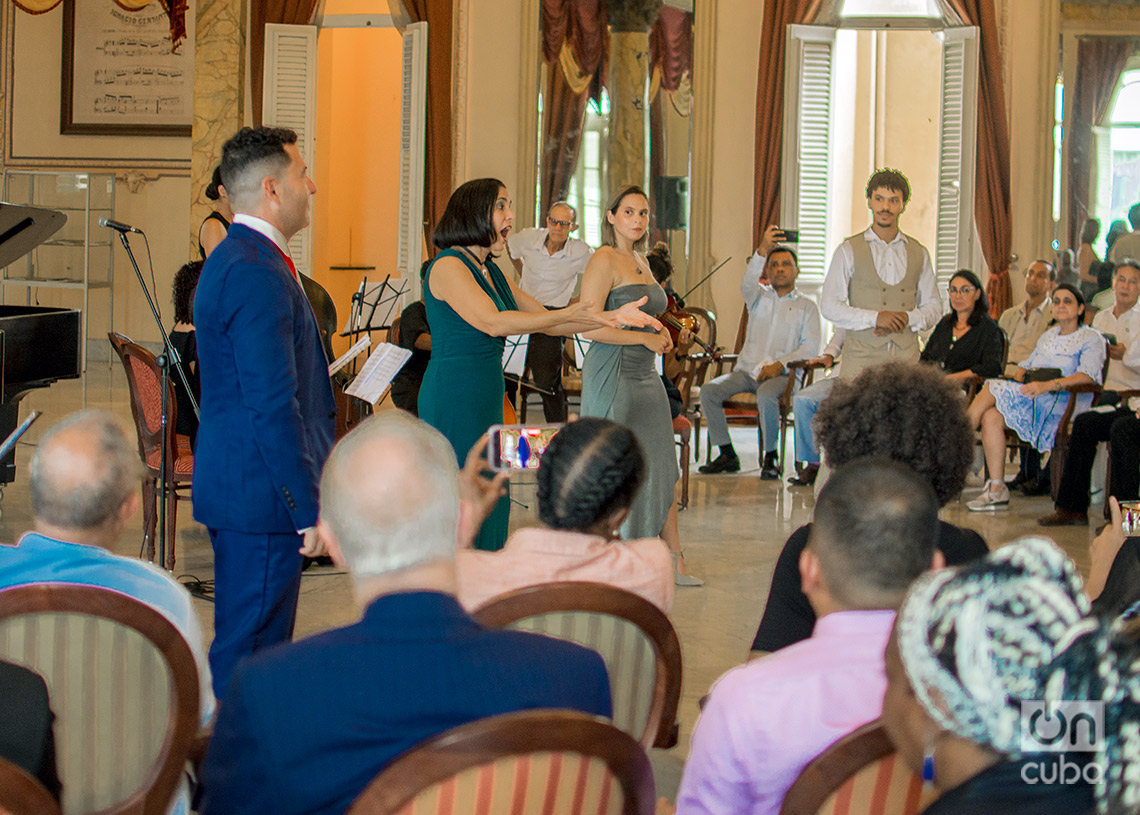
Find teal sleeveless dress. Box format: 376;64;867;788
419;248;517;551
580;282;679;540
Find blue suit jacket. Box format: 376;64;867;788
199;591;613;815
192;224;335;533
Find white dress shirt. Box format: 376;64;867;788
506;228;592;307
820;227;941;332
1094;303;1140;391
737;254;821;375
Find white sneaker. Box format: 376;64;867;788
967;480;1010;512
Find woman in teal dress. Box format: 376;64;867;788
579;185;702;586
419;178;660;551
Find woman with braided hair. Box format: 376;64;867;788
881;536;1140;814
455;418;673;613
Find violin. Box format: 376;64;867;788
658;294;721;360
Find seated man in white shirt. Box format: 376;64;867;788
699;226;820;478
1040;259;1140;526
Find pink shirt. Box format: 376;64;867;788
676;610;896;815
455;528;674;613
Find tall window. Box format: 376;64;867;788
1095;67;1140;257
566;90;610;247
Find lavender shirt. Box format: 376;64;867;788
676;610;896;815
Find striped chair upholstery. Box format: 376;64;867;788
781;720;935;815
472;583;682;749
0;585;200;815
347;710;655;815
0;757;61;815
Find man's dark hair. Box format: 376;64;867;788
809;457;939;610
766;245;798;267
1081;218;1101;246
814;361;972;505
938;269;990;328
1031;258;1057;281
865;168;911;203
1130;203;1140;231
432;178;504;250
205;165;224;201
537;418;645;532
220;127;297;208
172;260;203;324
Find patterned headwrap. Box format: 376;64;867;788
896;536;1090;754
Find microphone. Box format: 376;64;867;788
97;216;143;234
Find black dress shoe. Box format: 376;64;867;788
787;464;820;487
759;453;781;480
1005;472;1028;489
1020;476;1051;497
699;451;740;474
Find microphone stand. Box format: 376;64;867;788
115;229;198;571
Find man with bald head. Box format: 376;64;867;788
507;201;593;421
0;409;214;814
199;412;612;815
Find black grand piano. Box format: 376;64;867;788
0;203;82;496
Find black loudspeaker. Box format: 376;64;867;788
656;176;688;231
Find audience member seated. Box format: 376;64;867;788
0;658;60;801
882;536;1135;814
751;362;987;654
1083;498;1140;618
199;412;612;815
456;417;673;612
676;458;942;815
786;330;844;488
0;409;214;815
170;260;202;445
699;226;820;479
966;284;1105;512
1040;260;1140;527
919;269;1003;383
997;259;1056;494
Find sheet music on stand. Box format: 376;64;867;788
329;334;371;377
345;342;412;404
341;275;409;338
502;334;529;377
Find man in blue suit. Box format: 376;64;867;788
199;413;613;815
193;126;335;699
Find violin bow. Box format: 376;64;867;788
679;256;733;302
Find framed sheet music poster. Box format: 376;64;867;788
61;0;195;136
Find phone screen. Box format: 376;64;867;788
779;228;800;244
488;424;561;471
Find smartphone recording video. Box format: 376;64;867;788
487;424;561;471
779;228;800;244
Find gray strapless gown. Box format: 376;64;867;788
581;282;679;539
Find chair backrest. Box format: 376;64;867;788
0;585;200;815
389;314;402;347
347;710;655;815
780;720;932;815
472;583;682;749
0;758;61;815
108;331;178;471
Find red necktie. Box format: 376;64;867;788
277;246;299;282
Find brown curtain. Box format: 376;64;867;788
751;0;824;248
946;0;1013;317
250;0;321;126
1068;38;1135;251
14;0;187;48
650;6;692;94
538;0;607;218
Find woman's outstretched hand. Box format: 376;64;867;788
609;296;663;330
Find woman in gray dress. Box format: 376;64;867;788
579;186;702;586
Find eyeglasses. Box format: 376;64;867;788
548;218;575;228
948;285;977;295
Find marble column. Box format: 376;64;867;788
606;30;650;194
190;0;246;256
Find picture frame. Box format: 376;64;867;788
60;0;194;137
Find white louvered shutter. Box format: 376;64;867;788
398;22;428;300
781;25;837;283
263;23;317;275
934;26;980;289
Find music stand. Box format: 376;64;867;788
338;276;408;417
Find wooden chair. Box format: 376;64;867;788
0;758;61;815
108;331;193;571
780;720;933;815
472;583;682;750
0;584;201;815
347;710;655;815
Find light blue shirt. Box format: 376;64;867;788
737;254;821;375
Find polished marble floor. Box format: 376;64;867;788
1;366;1104;796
